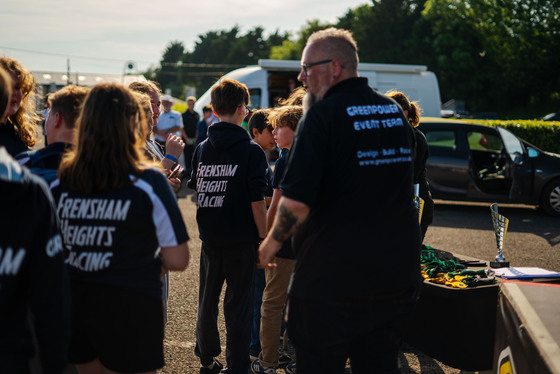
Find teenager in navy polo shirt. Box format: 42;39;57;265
51;83;190;374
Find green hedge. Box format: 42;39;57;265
464;119;560;154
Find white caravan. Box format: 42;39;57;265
194;59;441;117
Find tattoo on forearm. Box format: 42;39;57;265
271;205;300;242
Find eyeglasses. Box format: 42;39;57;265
238;104;249;116
301;59;332;76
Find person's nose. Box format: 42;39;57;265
297;69;306;83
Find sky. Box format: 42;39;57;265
0;0;369;75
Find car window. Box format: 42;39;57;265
425;130;456;150
497;127;524;159
467;132;502;152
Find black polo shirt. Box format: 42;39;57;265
281;77;421;300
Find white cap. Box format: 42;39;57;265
162;95;173;103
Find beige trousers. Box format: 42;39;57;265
258;257;296;368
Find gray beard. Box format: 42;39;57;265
303;92;316;114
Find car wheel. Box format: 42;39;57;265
540;180;560;217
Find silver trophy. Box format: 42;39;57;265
413;184;424;224
490;203;510;268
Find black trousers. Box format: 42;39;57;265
194;242;256;374
287;288;418;374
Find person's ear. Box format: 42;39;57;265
252;127;260;138
332;59;343;79
54;112;63;128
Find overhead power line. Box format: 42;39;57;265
0;46;247;70
0;45;155;65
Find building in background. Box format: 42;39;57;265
32;71;146;109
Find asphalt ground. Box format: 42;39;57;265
32;127;560;373
161;185;495;374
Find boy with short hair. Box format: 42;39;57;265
16;85;89;183
188;78;268;374
251;105;302;374
247;109;275;360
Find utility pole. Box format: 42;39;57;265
66;59;70;86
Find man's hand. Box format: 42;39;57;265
257;236;283;269
256;196;310;269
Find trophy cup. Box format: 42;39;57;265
413;184;424;224
490;203;510;268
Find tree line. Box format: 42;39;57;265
146;0;560;119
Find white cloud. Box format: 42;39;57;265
0;0;368;73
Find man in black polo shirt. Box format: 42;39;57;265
182;96;200;176
258;28;421;373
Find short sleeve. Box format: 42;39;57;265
132;170;189;247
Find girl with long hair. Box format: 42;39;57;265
53;83;190;374
0;57;39;156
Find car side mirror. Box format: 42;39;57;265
527;148;538;158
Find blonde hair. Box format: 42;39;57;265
306;28;359;72
128;80;161;95
0;57;39;148
278;86;306;107
268;105;303;131
59;83;152;194
0;67;11;120
132;91;153;139
386;90;422;127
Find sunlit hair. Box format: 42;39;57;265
278;86;306;107
211;78;249;116
132;91;153;139
202;104;213;113
268;105;303;131
48;85;90;130
59;83;152;194
386;90;422;127
306;27;359;73
0;57;39;148
128;80;161;95
248;109;272;138
0;67;11;121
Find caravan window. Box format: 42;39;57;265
249;89;262;110
267;73;300;107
